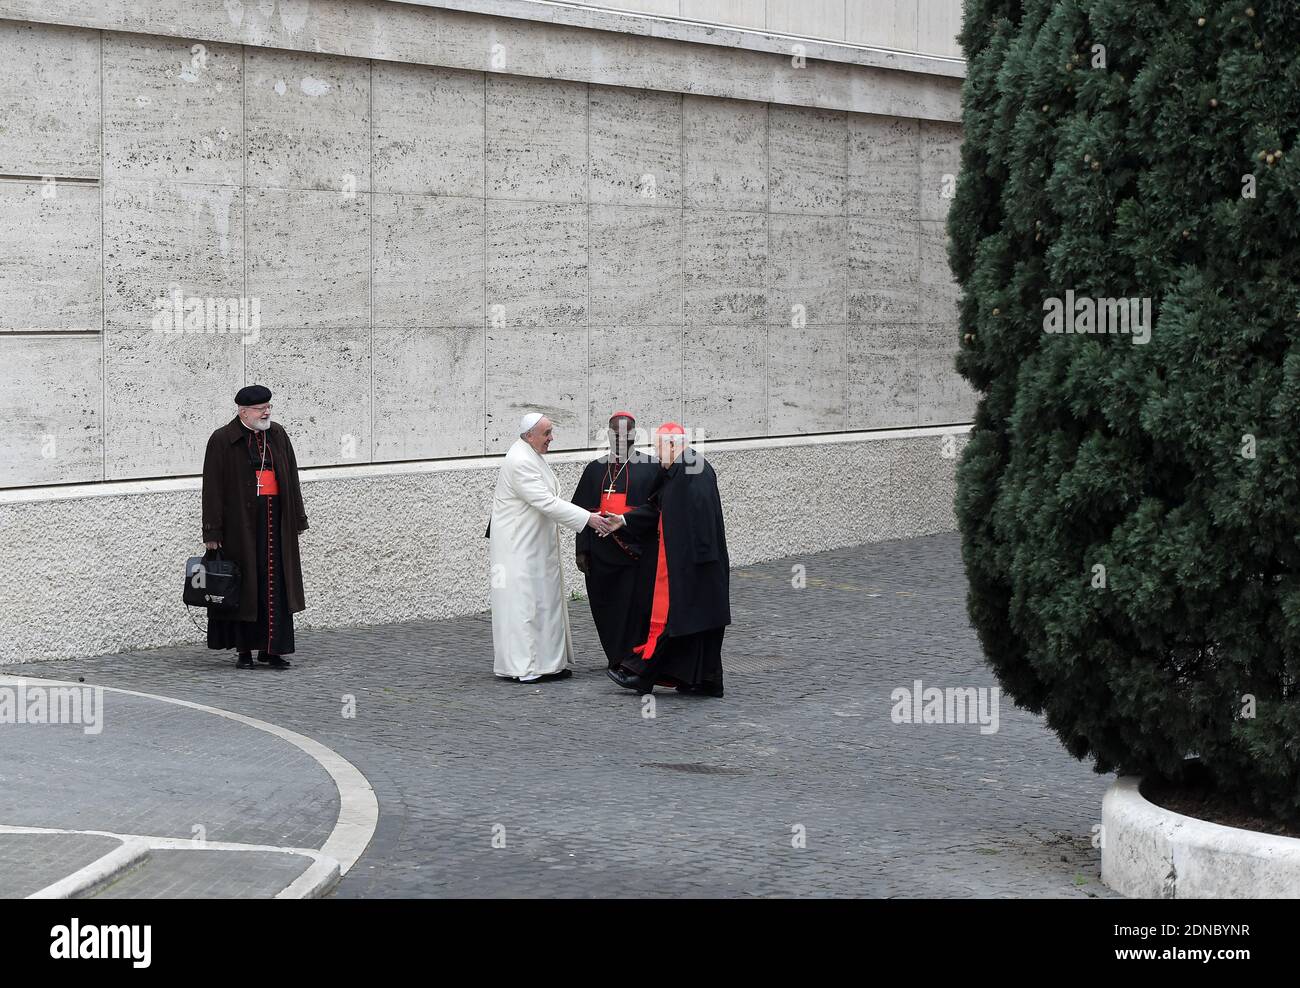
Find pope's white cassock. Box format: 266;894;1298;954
489;428;590;680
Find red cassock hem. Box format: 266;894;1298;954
632;515;669;662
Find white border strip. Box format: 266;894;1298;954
5;825;342;900
0;675;378;896
0;424;973;504
24;837;151;899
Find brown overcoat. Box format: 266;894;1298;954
201;417;309;621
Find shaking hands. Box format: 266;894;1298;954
584;511;627;537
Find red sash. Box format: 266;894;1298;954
632;516;669;662
255;468;279;496
599;491;628;515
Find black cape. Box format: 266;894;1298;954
572;450;658;666
623;450;731;639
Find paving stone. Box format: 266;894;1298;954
0;833;122;898
8;534;1116;898
90;848;312;899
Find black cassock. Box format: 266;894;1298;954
618;451;730;694
572;450;659;667
207;428;295;656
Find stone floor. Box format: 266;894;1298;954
3;532;1115;898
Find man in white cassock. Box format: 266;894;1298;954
489;412;615;682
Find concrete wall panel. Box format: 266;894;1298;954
589;324;682;441
245;188;370;330
918;0;964;59
589;204;683;326
848;213;919;323
102;32;242;185
769;324;846;435
103;326;244;480
0;336;101;486
683;95;767;212
0;21;100;177
0;181;101;332
848;114;918;219
919;118;963;222
847;322;921;429
243;327;372;467
768;213;847;327
918;218;959;331
589;85;681;208
486;75;588;204
485;200;587;328
848;0;919;52
683;325;767;439
245;47;370;192
103;180;242;328
769;104;847;216
486;325;587;450
372;63;485;198
372;194;485;328
682;209;766;327
680;0;765;31
766;0;845;43
373;326;486;460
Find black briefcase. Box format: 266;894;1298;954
183;551;242;611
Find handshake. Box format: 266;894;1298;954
586;511;626;537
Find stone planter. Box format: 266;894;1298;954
1102;775;1300;898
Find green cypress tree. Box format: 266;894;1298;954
950;0;1300;818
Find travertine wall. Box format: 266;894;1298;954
0;427;968;664
0;10;970;490
582;0;965;58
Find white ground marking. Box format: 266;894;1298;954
4;826;340;899
0;674;379;898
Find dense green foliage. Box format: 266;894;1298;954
950;0;1300;816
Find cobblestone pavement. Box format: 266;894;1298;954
0;834;122;898
89;849;312;899
8;533;1116;898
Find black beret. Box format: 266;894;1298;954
234;384;272;406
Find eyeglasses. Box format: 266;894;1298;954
244;404;272;411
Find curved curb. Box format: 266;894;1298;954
1102;775;1300;898
27;838;151;899
285;855;342;899
0;674;378;898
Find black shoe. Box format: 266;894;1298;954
235;653;254;669
539;668;572;681
606;666;653;695
259;653;292;669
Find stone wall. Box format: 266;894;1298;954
0;6;971;489
0;427;968;664
562;0;966;58
0;2;975;665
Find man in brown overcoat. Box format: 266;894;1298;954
201;385;308;669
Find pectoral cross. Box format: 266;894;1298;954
604;483;618;496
